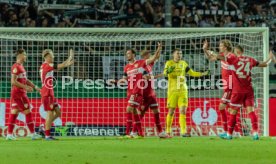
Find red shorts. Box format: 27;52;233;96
230;92;254;110
127;94;143;108
11;93;30;112
220;90;232;104
140;95;158;112
42;96;59;111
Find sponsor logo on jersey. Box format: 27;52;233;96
17;72;27;79
45;71;54;78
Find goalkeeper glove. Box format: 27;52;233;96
166;66;175;74
201;70;210;76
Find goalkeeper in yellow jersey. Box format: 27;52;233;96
164;49;209;137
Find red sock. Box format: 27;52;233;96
45;129;51;137
8;113;18;134
235;113;242;135
125;113;133;135
227;114;236;135
249;111;258;132
25;113;35;134
154;113;162;133
133;114;143;136
220;109;228;132
132;112;145;133
132;123;137;133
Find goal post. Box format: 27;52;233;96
0;27;269;137
263;28;270;137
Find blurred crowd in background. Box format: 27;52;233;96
0;0;275;42
0;0;275;47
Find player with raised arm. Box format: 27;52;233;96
121;44;161;138
40;49;74;140
164;49;209;137
131;43;170;138
214;45;272;140
6;49;42;140
269;47;276;63
202;39;242;136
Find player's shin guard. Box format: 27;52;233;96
133;114;143;136
179;114;187;134
220;109;228;132
7;113;18;134
227;114;236;135
25;113;35;134
125;112;133;135
166;114;174;134
154;113;162;133
248;111;258;133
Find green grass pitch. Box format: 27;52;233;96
1;137;276;164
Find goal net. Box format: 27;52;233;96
0;28;269;137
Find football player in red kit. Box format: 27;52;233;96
7;49;42;140
214;45;272;140
120;43;161;138
40;49;74;140
203;39;242;136
131;44;170;138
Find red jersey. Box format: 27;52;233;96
226;54;259;93
124;60;148;96
11;63;27;95
143;62;156;96
220;52;234;91
40;62;55;97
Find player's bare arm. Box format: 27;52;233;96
154;73;164;79
215;54;226;61
202;40;218;61
257;51;274;67
57;49;74;70
153;42;162;60
11;74;33;92
26;79;41;92
269;50;276;63
146;42;162;65
143;71;160;80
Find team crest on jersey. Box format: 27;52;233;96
180;64;183;67
50;104;54;109
13;68;18;73
134;64;138;68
